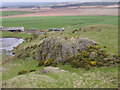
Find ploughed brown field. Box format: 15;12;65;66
1;5;119;18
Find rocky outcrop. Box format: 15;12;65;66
15;37;118;68
36;37;99;66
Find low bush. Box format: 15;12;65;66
18;70;27;75
44;58;54;66
30;70;36;72
62;45;119;69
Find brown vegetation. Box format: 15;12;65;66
1;6;119;18
18;70;27;75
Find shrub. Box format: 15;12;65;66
30;70;36;72
38;59;44;66
113;54;119;59
64;45;111;68
44;58;54;66
72;29;78;33
31;32;38;39
90;61;97;66
18;70;27;75
31;44;37;49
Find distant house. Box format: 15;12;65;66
1;26;24;32
48;28;65;31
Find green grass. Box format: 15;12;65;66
1;11;33;16
2;59;42;81
2;60;119;88
1;16;118;30
0;31;32;39
65;25;118;54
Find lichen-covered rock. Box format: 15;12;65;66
36;37;98;66
40;66;67;73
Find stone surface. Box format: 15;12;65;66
41;66;67;73
36;37;98;63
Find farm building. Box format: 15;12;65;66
48;28;65;31
0;26;24;32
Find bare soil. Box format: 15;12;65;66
0;6;119;18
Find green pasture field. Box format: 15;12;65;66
1;11;33;16
2;16;118;30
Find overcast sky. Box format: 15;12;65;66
1;0;119;2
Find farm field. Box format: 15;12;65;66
0;11;33;16
1;8;118;18
2;16;118;30
1;15;119;88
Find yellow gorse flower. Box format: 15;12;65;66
91;61;97;65
103;52;109;57
94;46;99;49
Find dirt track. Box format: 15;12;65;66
1;7;119;18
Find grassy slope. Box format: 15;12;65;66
2;59;119;88
67;25;118;54
1;16;119;88
1;11;32;16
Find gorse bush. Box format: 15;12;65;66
64;45;111;69
38;44;119;69
13;37;119;70
44;58;54;66
36;38;119;69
